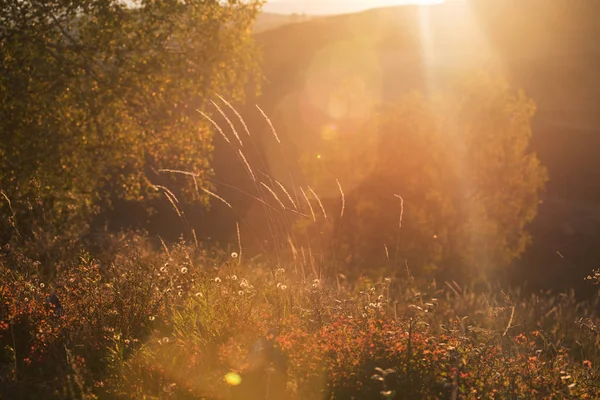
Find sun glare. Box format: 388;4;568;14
343;0;446;6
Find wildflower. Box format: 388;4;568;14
231;252;238;259
378;295;384;301
277;282;282;288
195;292;203;297
214;277;222;283
178;291;183;297
24;297;29;302
238;291;244;296
312;283;318;289
180;267;188;274
313;279;320;284
280;285;287;290
277;268;285;274
240;279;249;288
384;277;391;283
39;283;45;289
160;266;168;273
124;339;130;345
163;383;177;393
515;333;527;345
162;337;169;344
149;316;156;321
231;275;237;281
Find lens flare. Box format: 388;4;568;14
224;371;242;386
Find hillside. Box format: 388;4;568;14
262;0;445;15
253;12;315;33
212;0;600;292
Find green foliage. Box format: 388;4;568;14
0;0;263;255
303;74;547;281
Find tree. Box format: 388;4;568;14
303;74;547;281
0;0;263;257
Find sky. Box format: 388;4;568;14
263;0;446;15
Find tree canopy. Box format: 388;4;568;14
0;0;263;254
302;74;547;281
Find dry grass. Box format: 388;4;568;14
1;100;599;400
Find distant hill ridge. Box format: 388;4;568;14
263;0;445;16
251;0;600;200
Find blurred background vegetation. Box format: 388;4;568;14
2;0;598;293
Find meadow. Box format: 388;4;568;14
1;237;600;399
2;2;600;398
1;103;600;399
